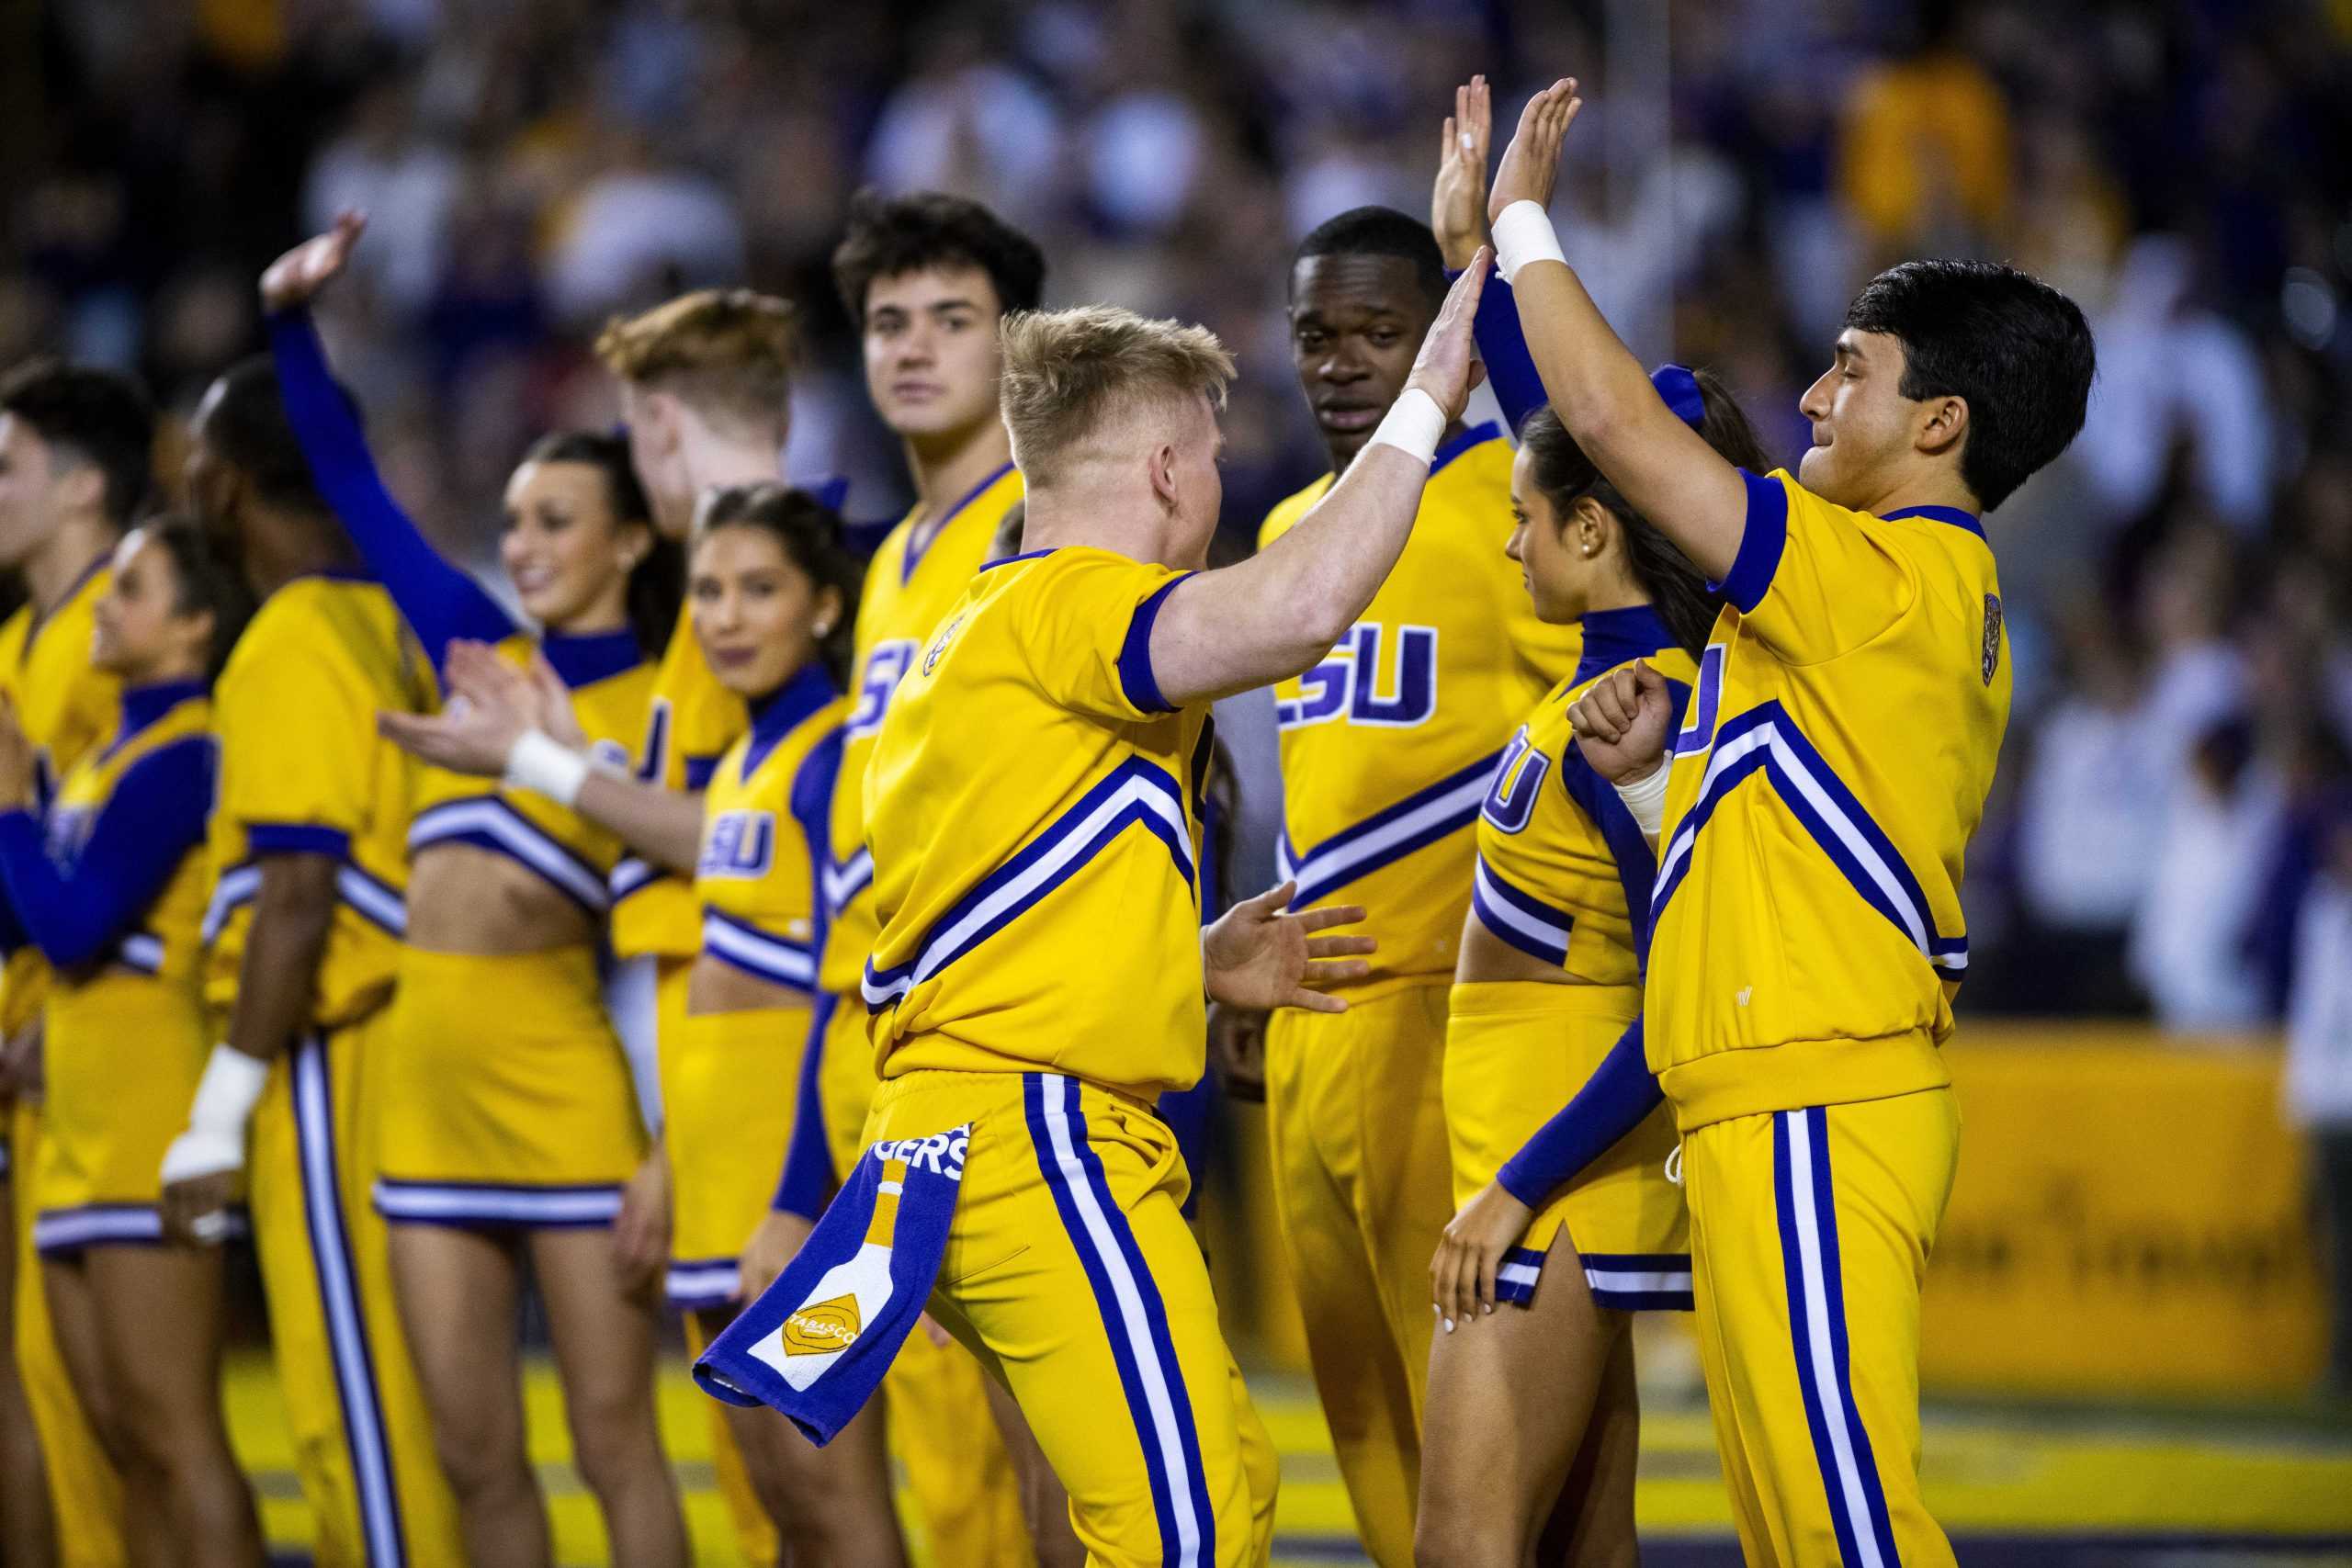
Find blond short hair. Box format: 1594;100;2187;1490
998;306;1235;489
594;288;798;432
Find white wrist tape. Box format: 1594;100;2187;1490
160;1044;268;1184
1369;387;1447;466
1611;756;1671;838
1492;200;1566;282
505;729;593;807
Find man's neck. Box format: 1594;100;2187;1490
903;420;1012;534
23;513;118;615
681;429;780;500
1329;417;1464;478
246;506;356;600
1021;488;1174;570
1851;459;1981;521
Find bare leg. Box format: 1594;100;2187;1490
1415;1231;1635;1568
40;1252;170;1565
1536;1321;1640;1568
695;1303;907;1568
529;1226;686;1568
0;1176;57;1568
386;1223;549;1568
982;1357;1084;1567
84;1245;265;1567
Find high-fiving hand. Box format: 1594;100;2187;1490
1488;77;1584;224
1402;252;1492;425
1430;75;1495;271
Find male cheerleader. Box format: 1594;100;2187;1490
735;187;1067;1567
842;254;1487;1563
157;356;464;1565
0;358;152;1565
1252;209;1576;1563
1487;81;2094;1563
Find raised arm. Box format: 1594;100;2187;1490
262;214;516;673
1432;74;1544;433
1148;256;1490;706
1487;80;1748;580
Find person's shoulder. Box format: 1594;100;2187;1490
1258;472;1337;548
1428;420;1512;491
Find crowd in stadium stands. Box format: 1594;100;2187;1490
5;0;2350;1044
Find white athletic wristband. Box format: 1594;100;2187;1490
160;1044;269;1183
1611;756;1671;838
1369;387;1447;466
504;728;593;807
1492;199;1566;282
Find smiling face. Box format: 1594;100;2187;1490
91;528;208;682
1796;330;1921;509
687;524;839;699
499;458;643;633
1288;254;1435;470
862;264;1007;445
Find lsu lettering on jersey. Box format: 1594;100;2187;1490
1261;425;1578;987
820;462;1021;994
1473;607;1694;986
0;555;119;1035
204;573;434;1028
1647;469;2008;1128
408;628;653;917
696;663;846;998
861;547;1211;1097
610;602;751;961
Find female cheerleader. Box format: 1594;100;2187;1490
261;224;688;1565
1419;380;1769;1567
387;482;908;1565
0;520;264;1565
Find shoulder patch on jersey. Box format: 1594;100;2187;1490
921;613;965;676
1981;593;2003;686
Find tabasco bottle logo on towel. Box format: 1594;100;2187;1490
781;1293;862;1356
758;1156;909;1388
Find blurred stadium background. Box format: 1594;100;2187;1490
8;0;2352;1562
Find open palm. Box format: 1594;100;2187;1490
1203;882;1375;1013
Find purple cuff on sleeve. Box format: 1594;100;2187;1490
245;822;350;859
1710;468;1789;615
1116;573;1193;716
683;754;721;792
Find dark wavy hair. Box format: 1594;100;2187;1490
1517;369;1770;656
691;482;864;686
516;430;678;655
0;359;154;528
141;515;254;678
1843;258;2095;512
832;188;1047;324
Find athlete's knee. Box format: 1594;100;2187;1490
563;1389;662;1501
1412;1506;1521;1568
427;1405;534;1504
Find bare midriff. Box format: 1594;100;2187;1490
1452;907;1574;986
403;841;599;954
686;953;803;1016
